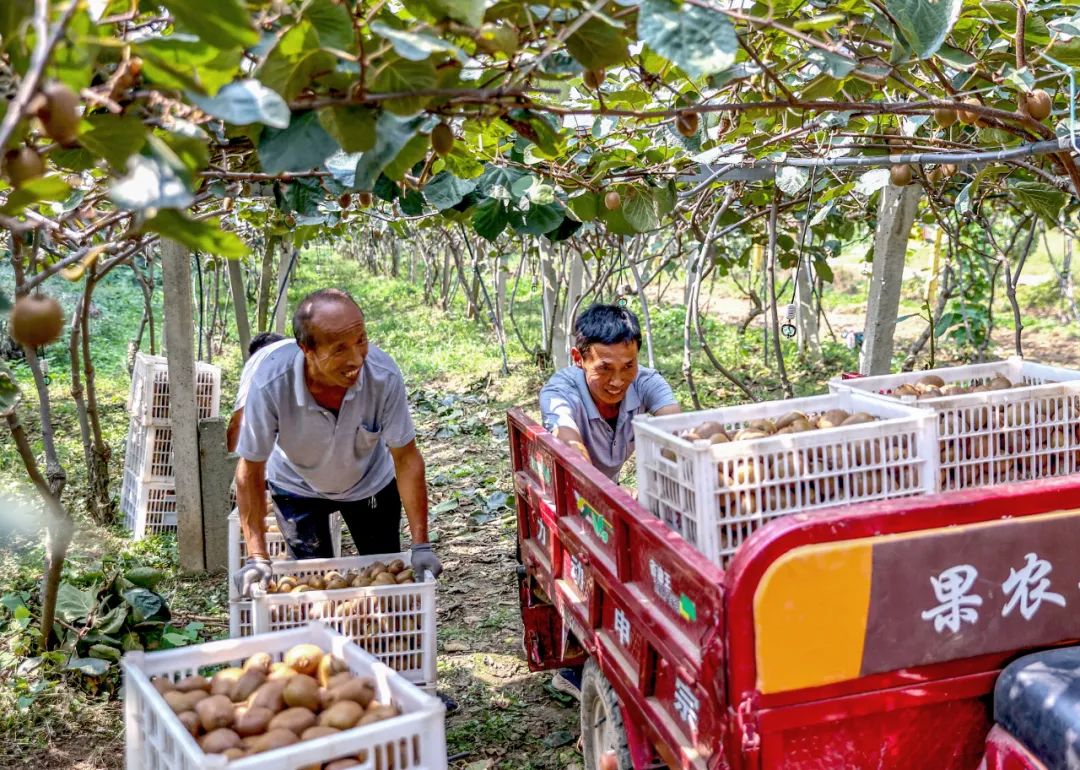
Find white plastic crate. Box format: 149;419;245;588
250;555;437;688
227;508;344;637
123;417;175;483
120;470;177;537
123;622;446;770
634;391;937;566
829;357;1080;492
128;352;221;426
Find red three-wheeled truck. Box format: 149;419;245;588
508;393;1080;770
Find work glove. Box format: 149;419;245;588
410;543;443;579
233;556;273;598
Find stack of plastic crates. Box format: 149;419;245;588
121;353;221;538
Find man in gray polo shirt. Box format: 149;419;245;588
232;288;441;596
540;303;681;483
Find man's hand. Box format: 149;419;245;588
233;556;273;598
411;543;443;579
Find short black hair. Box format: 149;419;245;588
248;332;286;357
292;288;361;349
573;303;642;357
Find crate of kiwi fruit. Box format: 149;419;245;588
123;622;446;770
248;554;436;689
829;356;1080;492
228;509;343;638
633;391;937;566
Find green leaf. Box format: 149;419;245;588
373;174;401;202
477;165;527;196
855;168;891;196
0;1;32;49
137;37;241;95
78;115;147;171
0;176;72;216
190;79;290;128
122;588;168;625
566;17;629;71
144;210;248;260
258;110;340;175
567;192;599;222
304;0;354;50
372;55;438;116
318;106;377;153
423;171;478;210
93;604;129;635
1009;181;1065;226
383;133;431;180
0;362;21;417
109;148;193;211
428;0;484;28
509;203;564;235
622;188;660;232
400;189;426;215
160;0;258;50
370;21;467;61
124;567;165;590
638;0;737;78
260;22;337;101
776;166;809;195
546;216;583;242
66;657;110;676
55;583;95;624
935;44;976;70
473;198;509;241
352;113;427;191
88;643;122;663
886;0;962;59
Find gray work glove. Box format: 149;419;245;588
410;543;443;579
233;556;273;598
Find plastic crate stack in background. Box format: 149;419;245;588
123;623;446;770
121;353;221;538
829;357;1080;491
228;508;343;637
634;391;937;566
250;555;437;689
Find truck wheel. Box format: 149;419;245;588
581;658;633;770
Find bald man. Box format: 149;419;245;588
232;288;441;597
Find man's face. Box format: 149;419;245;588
572;340;639;407
301;301;369;389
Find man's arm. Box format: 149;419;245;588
552;425;591;462
235;457;269;556
226;408;243;453
389;440;428;544
654;404;681;417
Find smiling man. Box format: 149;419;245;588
232;288;441;598
540;303;681;483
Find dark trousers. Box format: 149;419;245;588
270;481;402;559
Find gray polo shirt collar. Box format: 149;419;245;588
291;348;360;410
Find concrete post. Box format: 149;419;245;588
560;251;583;369
795;261;820;357
273;242;293;335
198;418;235;571
160;239;205;572
227;258;251;361
861;184;922;376
541;243;559;364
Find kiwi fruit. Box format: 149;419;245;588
817;409;852;429
247;679;286;712
319;700;365;730
37;82;81;146
387;559;406;575
889;164;913;186
195;694;236;732
326;577;349;590
199;728;242;755
329;678;376;709
1022;89;1052;121
918;374;945;388
152;677;175;695
283;674;321;710
269;706;317;734
248;727;300;754
373;572;397;586
284;644;324;677
9;294;64;348
165;690;208;714
302;725;341;740
583;69;605;90
317;655;348;687
174;675;211;693
339;193;352;209
210;668;244;697
431;123;454;157
958;97;981;125
326;672;354;691
934;107;957;128
395;569;416;584
306;575;326;590
233;705;275;737
231;669;267;702
675;111;699;138
268;661;297;680
3;147;45;187
358;192;373;208
604;191;621;211
178;710;201;737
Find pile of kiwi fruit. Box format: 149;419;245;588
888;373;1017;399
152;643;400;767
267;560;416;594
674;408;880;446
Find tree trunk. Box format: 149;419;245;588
767;196;794;397
228;256;252;359
795;259;820;358
82;274;114;524
540;243;559;366
273;242;294;335
559;250;584;369
256;234;279;332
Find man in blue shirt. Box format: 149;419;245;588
232;289;441;596
540;303;681;483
